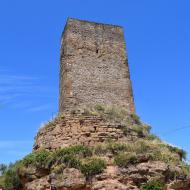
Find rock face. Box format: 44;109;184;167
24;176;50;190
50;168;86;190
59;18;135;113
20;162;190;190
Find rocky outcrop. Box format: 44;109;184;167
24;176;50;190
50;168;86;190
168;179;190;190
20;162;190;190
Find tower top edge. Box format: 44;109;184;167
60;17;124;42
66;17;123;28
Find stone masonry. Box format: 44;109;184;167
34;113;140;151
59;18;135;113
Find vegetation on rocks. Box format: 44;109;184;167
0;163;22;190
39;105;150;139
140;180;166;190
1;139;190;189
22;149;51;168
21;145;105;178
42;114;65;130
114;153;138;167
80;157;106;177
80;104;150;137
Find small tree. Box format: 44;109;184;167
0;164;7;175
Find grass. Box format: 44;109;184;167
145;134;160;141
166;145;187;160
114;153;138;167
130;113;141;125
80;105;151;138
82;105;130;124
38;105;150;139
92;139;189;175
42;113;65;130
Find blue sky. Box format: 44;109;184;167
0;0;190;164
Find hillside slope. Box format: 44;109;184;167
1;105;190;190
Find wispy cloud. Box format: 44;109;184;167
27;104;53;112
0;70;57;112
0;140;33;149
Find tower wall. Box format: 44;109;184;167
59;18;135;113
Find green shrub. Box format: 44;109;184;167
44;114;65;129
0;163;22;190
0;178;5;189
114;153;138;167
47;145;92;167
81;158;106;177
122;126;129;136
22;149;51;168
140;180;166;190
22;152;36;166
51;163;66;174
93;144;108;155
148;150;179;164
62;155;82;168
56;145;92;158
166;145;187;160
133;125;144;137
131;114;141;125
145;134;159;141
134;141;149;154
143;124;152;133
106;142;127;154
3;169;21;190
105;106;127;122
35;150;51;167
0;164;7;175
178;162;190;175
49;147;106;177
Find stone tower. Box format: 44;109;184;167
59;18;135;113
